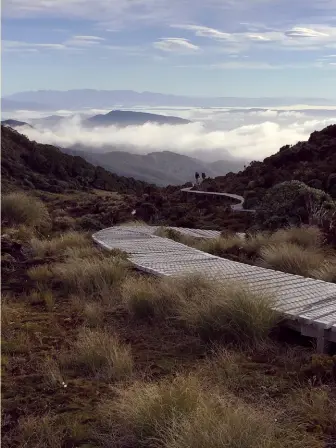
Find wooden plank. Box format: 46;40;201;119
93;225;336;348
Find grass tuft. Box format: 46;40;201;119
62;328;133;381
97;375;202;446
122;276;177;319
176;278;278;343
30;231;89;258
52;257;128;297
259;243;334;278
1;192;50;229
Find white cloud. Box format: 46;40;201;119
65;35;105;46
2;40;67;51
172;23;336;52
153;37;199;52
13;108;336;162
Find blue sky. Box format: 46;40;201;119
2;0;336;97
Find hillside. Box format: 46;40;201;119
66;147;244;186
1;119;33;128
1;126;156;195
200;124;336;206
84;110;190;127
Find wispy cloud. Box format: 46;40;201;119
65;35;105;46
153;38;199;53
172;23;336;52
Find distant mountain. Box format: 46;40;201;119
3;89;335;110
65;147;244;186
1;98;50;112
1;119;33;129
1;125;155;194
84;110;190;127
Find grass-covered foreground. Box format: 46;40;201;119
2;193;336;448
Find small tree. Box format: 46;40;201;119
201;172;206;181
256;180;335;229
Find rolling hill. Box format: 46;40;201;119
66;147;244;186
84;110;190;127
1;126;156;195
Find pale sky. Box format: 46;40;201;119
2;0;336;97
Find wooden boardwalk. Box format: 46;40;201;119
93;225;336;351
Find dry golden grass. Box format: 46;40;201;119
122;276;178;319
27;265;54;284
2;225;36;242
97;374;312;448
82;302;104;327
259;243;334;278
310;260;336;283
52;257;128;297
30;231;89;258
270;226;323;249
1;192;50;229
97;375;202;446
175;277;278;343
42;357;65;388
17;414;67;448
62;328;133;381
196;235;243;256
164;395;310;448
289;387;336;435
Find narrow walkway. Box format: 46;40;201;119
180;186;255;212
93;225;336;350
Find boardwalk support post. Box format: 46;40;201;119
316;328;330;354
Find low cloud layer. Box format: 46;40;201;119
8;107;336;162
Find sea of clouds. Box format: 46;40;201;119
4;105;336;162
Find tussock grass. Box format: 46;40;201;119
154;227;199;246
52;257;128;297
122;276;177;319
310;260;336;283
97;374;309;448
259;243;333;278
42;357;65;388
18;414;67;448
30;231;89;258
289;387;336;435
270;226;323;249
62;328;133;381
97;375;202;446
1;192;50;229
196;235;243;257
2;225;36;242
176;278;278;343
82;302;104;327
164;396;308;448
27;265;54;284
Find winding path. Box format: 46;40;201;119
180;187;255;212
93;225;336;352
